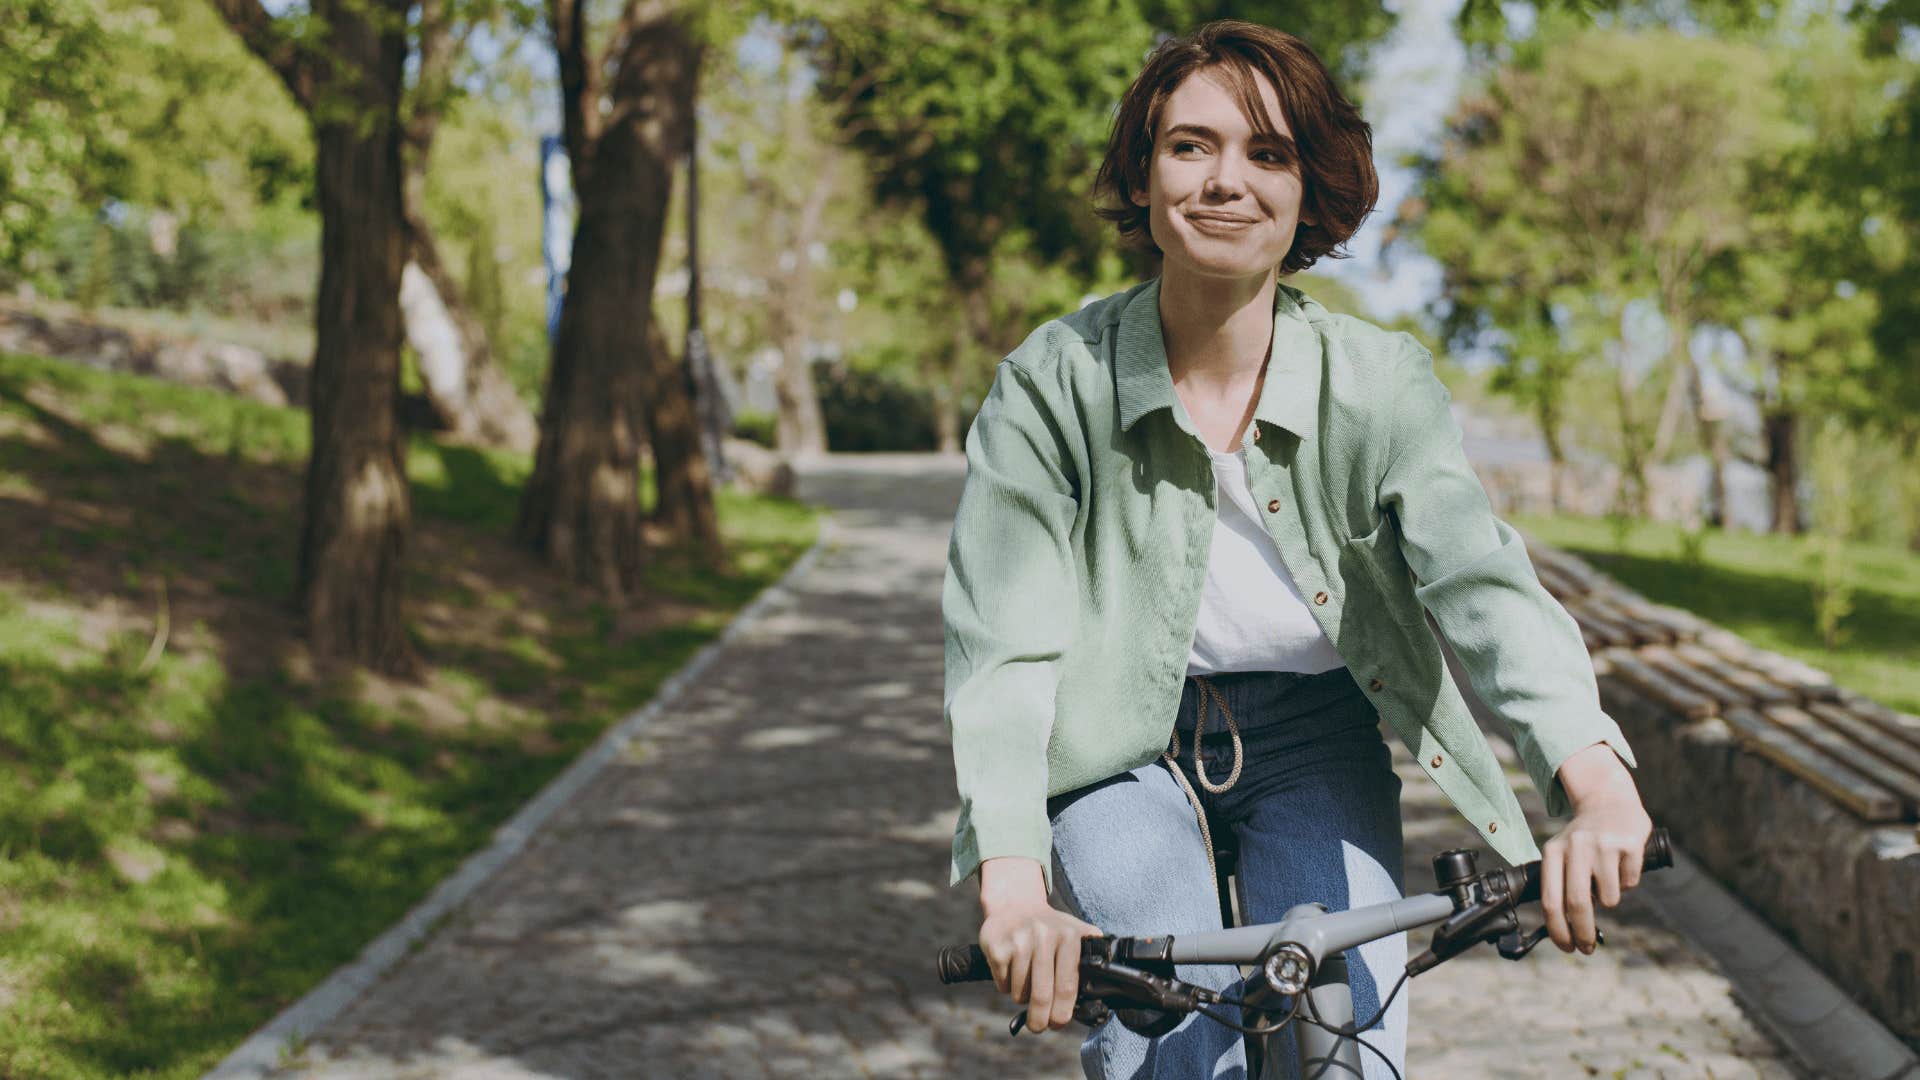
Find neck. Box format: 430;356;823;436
1157;265;1278;385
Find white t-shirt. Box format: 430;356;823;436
1185;440;1346;676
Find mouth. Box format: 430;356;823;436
1184;211;1260;231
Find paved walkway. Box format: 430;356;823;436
282;454;1799;1079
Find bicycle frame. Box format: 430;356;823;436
1173;890;1457;1077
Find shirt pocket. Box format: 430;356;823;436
1340;515;1428;629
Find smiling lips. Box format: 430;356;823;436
1184;211;1260;231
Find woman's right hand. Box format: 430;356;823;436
977;856;1104;1034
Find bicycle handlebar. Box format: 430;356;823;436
936;827;1674;986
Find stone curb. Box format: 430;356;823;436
1638;836;1920;1080
203;524;834;1079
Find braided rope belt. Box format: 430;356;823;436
1159;673;1243;888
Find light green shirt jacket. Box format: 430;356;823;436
943;277;1637;889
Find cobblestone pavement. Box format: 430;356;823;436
283;454;1799;1079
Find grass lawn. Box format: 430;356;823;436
0;350;819;1079
1510;513;1920;715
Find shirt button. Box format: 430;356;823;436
1429;754;1443;768
1488;822;1499;833
1368;677;1384;691
1313;591;1328;605
1251;425;1262;442
1266;498;1282;513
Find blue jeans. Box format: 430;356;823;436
1046;668;1408;1080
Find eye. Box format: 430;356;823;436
1171;140;1206;156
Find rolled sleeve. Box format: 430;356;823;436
1380;337;1636;817
944;359;1081;889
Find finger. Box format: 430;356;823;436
1541;840;1571;952
983;935;1010;996
1594;841;1624;909
1027;931;1055;1033
1051;933;1079;1030
1566;839;1598;952
1620;838;1644;891
1007;933;1033;1007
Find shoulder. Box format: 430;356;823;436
1281;282;1439;414
1002;281;1149;383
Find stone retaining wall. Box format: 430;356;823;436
1515;537;1920;1047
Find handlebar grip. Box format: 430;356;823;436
1518;826;1674;904
938;944;994;984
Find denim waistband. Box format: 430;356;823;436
1173;667;1366;732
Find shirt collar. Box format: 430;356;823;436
1115;276;1322;441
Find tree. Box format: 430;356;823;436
517;0;718;599
707;34;837;455
1401;124;1595;510
213;0;415;670
1409;22;1783;521
1697;15;1893;535
397;0;538;453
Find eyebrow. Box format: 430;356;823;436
1162;123;1296;149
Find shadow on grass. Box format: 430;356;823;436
0;352;818;1077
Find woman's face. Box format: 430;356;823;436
1133;65;1310;284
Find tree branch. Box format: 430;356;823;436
210;0;316;111
550;0;599;173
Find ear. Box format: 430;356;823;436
1130;186;1152;209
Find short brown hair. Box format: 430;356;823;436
1094;21;1377;275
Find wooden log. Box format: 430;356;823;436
1549;550;1611;596
1804;703;1920;782
1831;690;1920;756
1602;650;1718;720
1524;540;1598;597
1695;633;1842;704
1565;602;1635;648
1638;603;1710;642
1586;595;1675;646
1722;708;1905;822
1636;646;1755;710
1668;642;1800;707
1760;705;1920;815
1606;597;1684;645
1530;559;1582;601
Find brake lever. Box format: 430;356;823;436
1497;925;1604;961
1005;998;1117;1036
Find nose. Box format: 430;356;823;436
1204;151;1250;199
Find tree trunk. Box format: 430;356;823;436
300;0;413;672
1612;358;1650;518
1536;393;1566;514
1681;346;1729;528
773;343;829;455
515;163;652;599
1764;407;1803;535
520;2;710;594
644;318;721;553
400;226;538;453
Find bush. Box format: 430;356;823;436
813;362;940;452
731;408;778;449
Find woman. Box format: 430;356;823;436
942;19;1654;1079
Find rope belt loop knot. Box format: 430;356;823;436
1160;673;1244;888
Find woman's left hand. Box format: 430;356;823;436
1540;742;1653;955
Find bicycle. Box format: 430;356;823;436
938;827;1675;1079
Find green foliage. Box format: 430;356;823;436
1677;522;1710;569
0;348;817;1076
730;408;779;448
813;361;940;452
0;0;120;269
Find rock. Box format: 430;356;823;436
723;437;796;499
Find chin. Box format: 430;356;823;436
1166;248;1283;283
